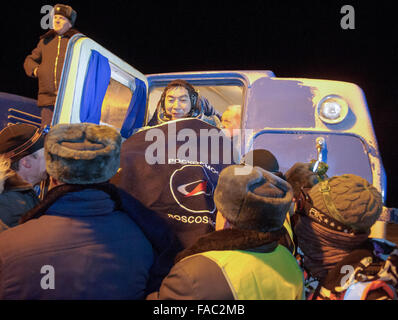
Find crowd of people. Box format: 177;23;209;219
0;77;397;300
0;3;396;300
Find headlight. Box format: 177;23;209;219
317;95;349;124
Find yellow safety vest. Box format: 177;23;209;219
200;245;304;300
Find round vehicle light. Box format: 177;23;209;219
317;95;349;124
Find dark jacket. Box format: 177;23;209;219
147;228;304;300
111;118;236;249
0;184;154;299
24;28;80;107
0;171;39;228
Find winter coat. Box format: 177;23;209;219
111;118;237;249
0;170;39;228
147;228;304;300
23;28;80;107
0;184;155;299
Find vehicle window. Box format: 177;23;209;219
147;84;244;125
100;63;136;130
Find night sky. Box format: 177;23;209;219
1;1;397;208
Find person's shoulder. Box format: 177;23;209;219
39;29;56;40
64;28;80;38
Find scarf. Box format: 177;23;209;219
295;215;369;280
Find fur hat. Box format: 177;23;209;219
214;165;293;232
241;149;279;172
45;123;121;184
53;4;77;26
308;174;382;232
285;162;320;198
241;149;286;180
0;124;45;163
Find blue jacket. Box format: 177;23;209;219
0;188;154;299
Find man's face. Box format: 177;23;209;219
222;108;241;137
53;14;72;35
164;86;192;120
25;148;47;186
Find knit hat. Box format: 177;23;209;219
308;174;382;233
53;4;77;26
214;165;293;232
0;124;45;163
45;123;121;184
285;162;320;198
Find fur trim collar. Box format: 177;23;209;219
175;228;284;263
40;28;80;40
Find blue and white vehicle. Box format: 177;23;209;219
13;33;388;237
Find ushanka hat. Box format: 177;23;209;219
53;4;77;26
241;149;286;180
0;124;45;163
214;165;293;232
285;162;320;198
308;174;382;233
45;123;121;184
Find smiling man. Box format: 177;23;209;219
24;4;79;127
148;79;222;127
165;85;192;120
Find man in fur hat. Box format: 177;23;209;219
147;165;304;300
24;4;79;127
0;123;159;299
0;124;47;228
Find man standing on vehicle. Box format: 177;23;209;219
24;4;79;127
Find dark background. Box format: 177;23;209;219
1;1;397;207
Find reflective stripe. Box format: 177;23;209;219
283;213;295;250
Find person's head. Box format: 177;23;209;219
295;174;383;234
221;105;241;137
45;123;121;186
0;124;47;185
52;4;77;34
293;174;383;279
241;149;285;180
214;165;293;233
158;80;200;121
285;162;320;199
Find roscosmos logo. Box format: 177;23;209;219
170;165;216;214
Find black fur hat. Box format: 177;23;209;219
214;165;293;232
45;123;121;184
